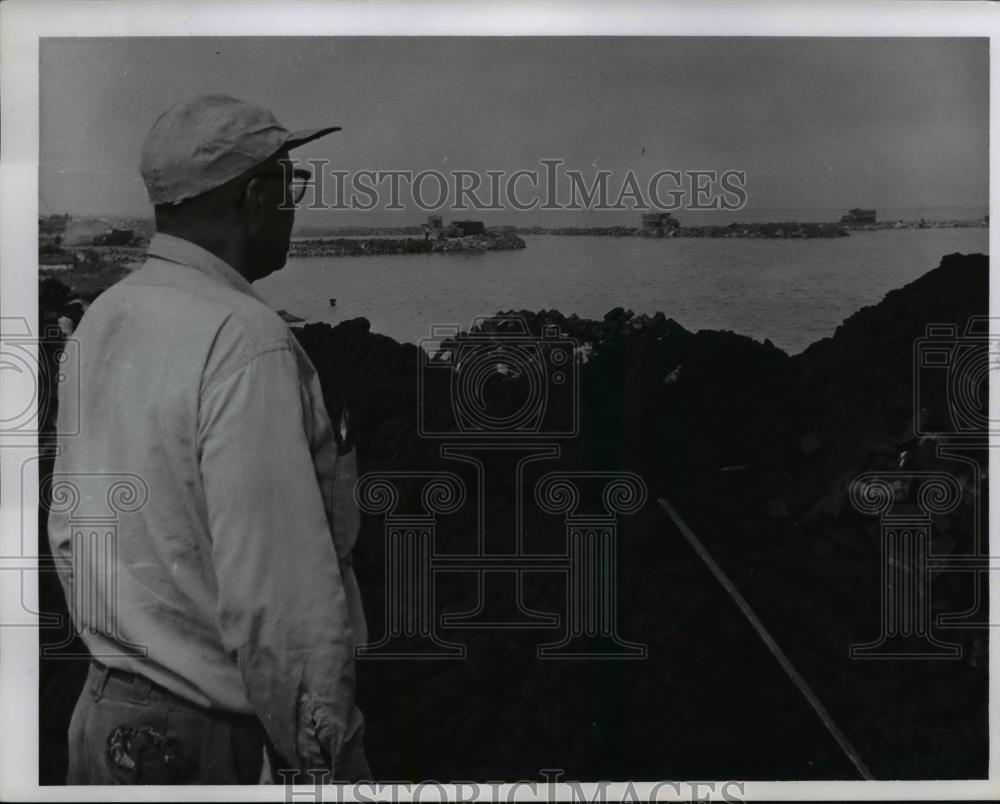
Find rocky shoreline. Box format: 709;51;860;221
289;217;987;243
513;218;986;239
290;251;990;781
37;251;989;782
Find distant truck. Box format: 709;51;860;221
92;228;135;246
449;220;486;236
840;208;877;225
641;212;679;228
640;212;680;238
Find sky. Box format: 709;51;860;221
39;37;988;226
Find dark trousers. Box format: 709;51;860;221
67;661;266;784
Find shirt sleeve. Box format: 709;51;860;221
197;343;357;774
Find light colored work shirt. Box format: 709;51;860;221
48;232;366;773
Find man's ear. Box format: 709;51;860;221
241;177;266;223
243;178;282;226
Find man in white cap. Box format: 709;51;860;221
48;95;368;784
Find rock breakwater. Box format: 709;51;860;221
290;230;526;257
516;221;850;238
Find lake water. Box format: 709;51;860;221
256;228;989;355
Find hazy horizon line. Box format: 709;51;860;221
40;204;990;218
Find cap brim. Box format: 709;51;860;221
284;126;342;150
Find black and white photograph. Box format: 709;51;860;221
1;1;996;800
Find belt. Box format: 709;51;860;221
89;658;257;723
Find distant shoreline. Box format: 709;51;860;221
291;218;987;242
36;216;989;280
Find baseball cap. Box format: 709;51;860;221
140;94;340;205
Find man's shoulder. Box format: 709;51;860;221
88;258;296;393
118;256;293;349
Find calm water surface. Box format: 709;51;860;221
256;228;988;354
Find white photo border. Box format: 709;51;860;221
1;0;997;800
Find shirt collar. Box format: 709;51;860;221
146;232;265;300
